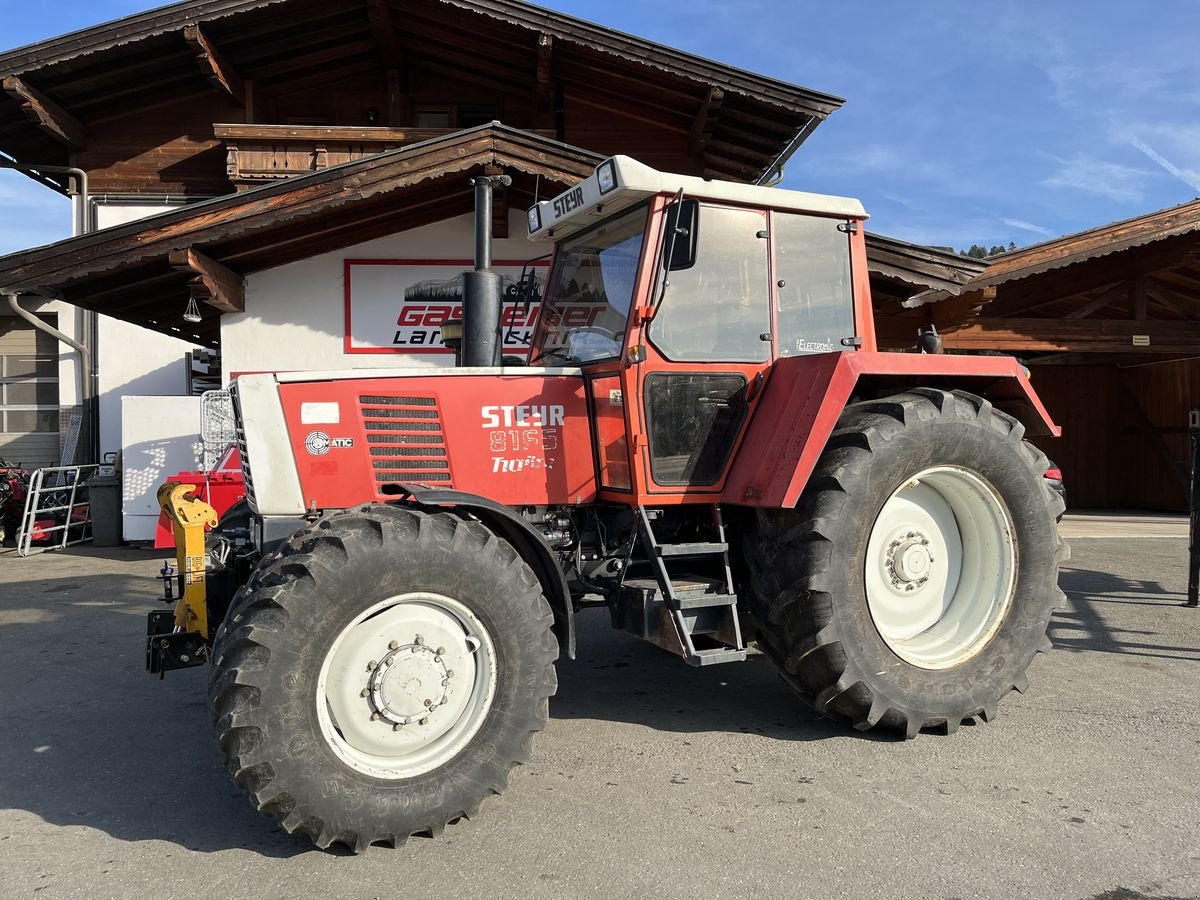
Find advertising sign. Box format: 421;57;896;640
344;259;547;355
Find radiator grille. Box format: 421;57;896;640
229;385;257;510
359;395;452;489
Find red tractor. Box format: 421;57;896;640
151;157;1067;851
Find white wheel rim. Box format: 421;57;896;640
316;592;497;779
864;466;1016;670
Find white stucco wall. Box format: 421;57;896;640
92;203;199;460
223;209;543;376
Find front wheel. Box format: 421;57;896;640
744;388;1068;738
208;504;558;851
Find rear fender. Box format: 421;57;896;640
723;351;1059;509
389;486;575;659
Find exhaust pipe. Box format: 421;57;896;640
460;174;511;368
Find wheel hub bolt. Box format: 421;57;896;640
370;712;381;722
419;717;429;726
360;688;370;698
393;723;404;732
367;660;378;671
436;647;446;656
414;635;424;646
388;640;400;650
886;532;933;590
424;698;433;708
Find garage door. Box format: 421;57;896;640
0;314;59;470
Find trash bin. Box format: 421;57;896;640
88;475;123;547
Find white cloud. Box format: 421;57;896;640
1129;137;1200;194
1000;217;1056;238
1039;153;1154;204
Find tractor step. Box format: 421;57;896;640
623;575;732;607
677;593;737;610
625;507;747;667
689;647;748;667
655;541;728;558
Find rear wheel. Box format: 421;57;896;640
208;504;558;850
743;388;1067;737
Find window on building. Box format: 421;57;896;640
414;105;499;129
0;320;59;436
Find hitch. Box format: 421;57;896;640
146;482;218;677
146;610;206;678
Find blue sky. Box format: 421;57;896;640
1;0;1199;255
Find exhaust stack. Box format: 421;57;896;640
461;174;511;367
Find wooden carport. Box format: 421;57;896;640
878;199;1200;510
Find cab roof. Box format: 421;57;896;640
528;155;868;241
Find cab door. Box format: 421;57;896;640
632;202;774;496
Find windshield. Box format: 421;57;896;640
531;205;647;364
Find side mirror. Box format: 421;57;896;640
664;198;700;271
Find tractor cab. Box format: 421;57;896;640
525;156;872;500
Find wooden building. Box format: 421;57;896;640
877;200;1200;511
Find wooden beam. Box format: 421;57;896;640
386;69;410;127
1;75;86;148
366;0;404;65
1064;281;1128;319
367;0;411;126
537;33;553;94
936;317;1200;353
1132;277;1148;320
1145;278;1200;320
689;86;724;157
168;247;244;314
182;24;244;106
535;32;553;130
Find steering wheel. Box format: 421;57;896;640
566;325;624;361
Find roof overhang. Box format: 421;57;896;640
0;0;844;187
878;197;1200;354
0;124;600;343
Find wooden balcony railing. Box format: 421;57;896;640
214;124;554;186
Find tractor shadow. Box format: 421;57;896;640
0;554;315;859
551;613;855;743
1049;564;1200;662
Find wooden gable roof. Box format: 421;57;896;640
0;0;844;188
877;197;1200;358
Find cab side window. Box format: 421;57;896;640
649;205;771;362
773;213;855;356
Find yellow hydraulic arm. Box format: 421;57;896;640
157;481;218;638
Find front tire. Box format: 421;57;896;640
208;504;558;850
744;388;1067;738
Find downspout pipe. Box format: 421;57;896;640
0;159;88;238
0;160;96;463
5;292;94;463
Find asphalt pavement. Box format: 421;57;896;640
0;524;1197;900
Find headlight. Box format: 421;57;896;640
527;205;542;233
597;159;617;194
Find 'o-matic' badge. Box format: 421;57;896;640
305;431;331;456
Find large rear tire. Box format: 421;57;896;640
208;504;558;851
743;388;1067;738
